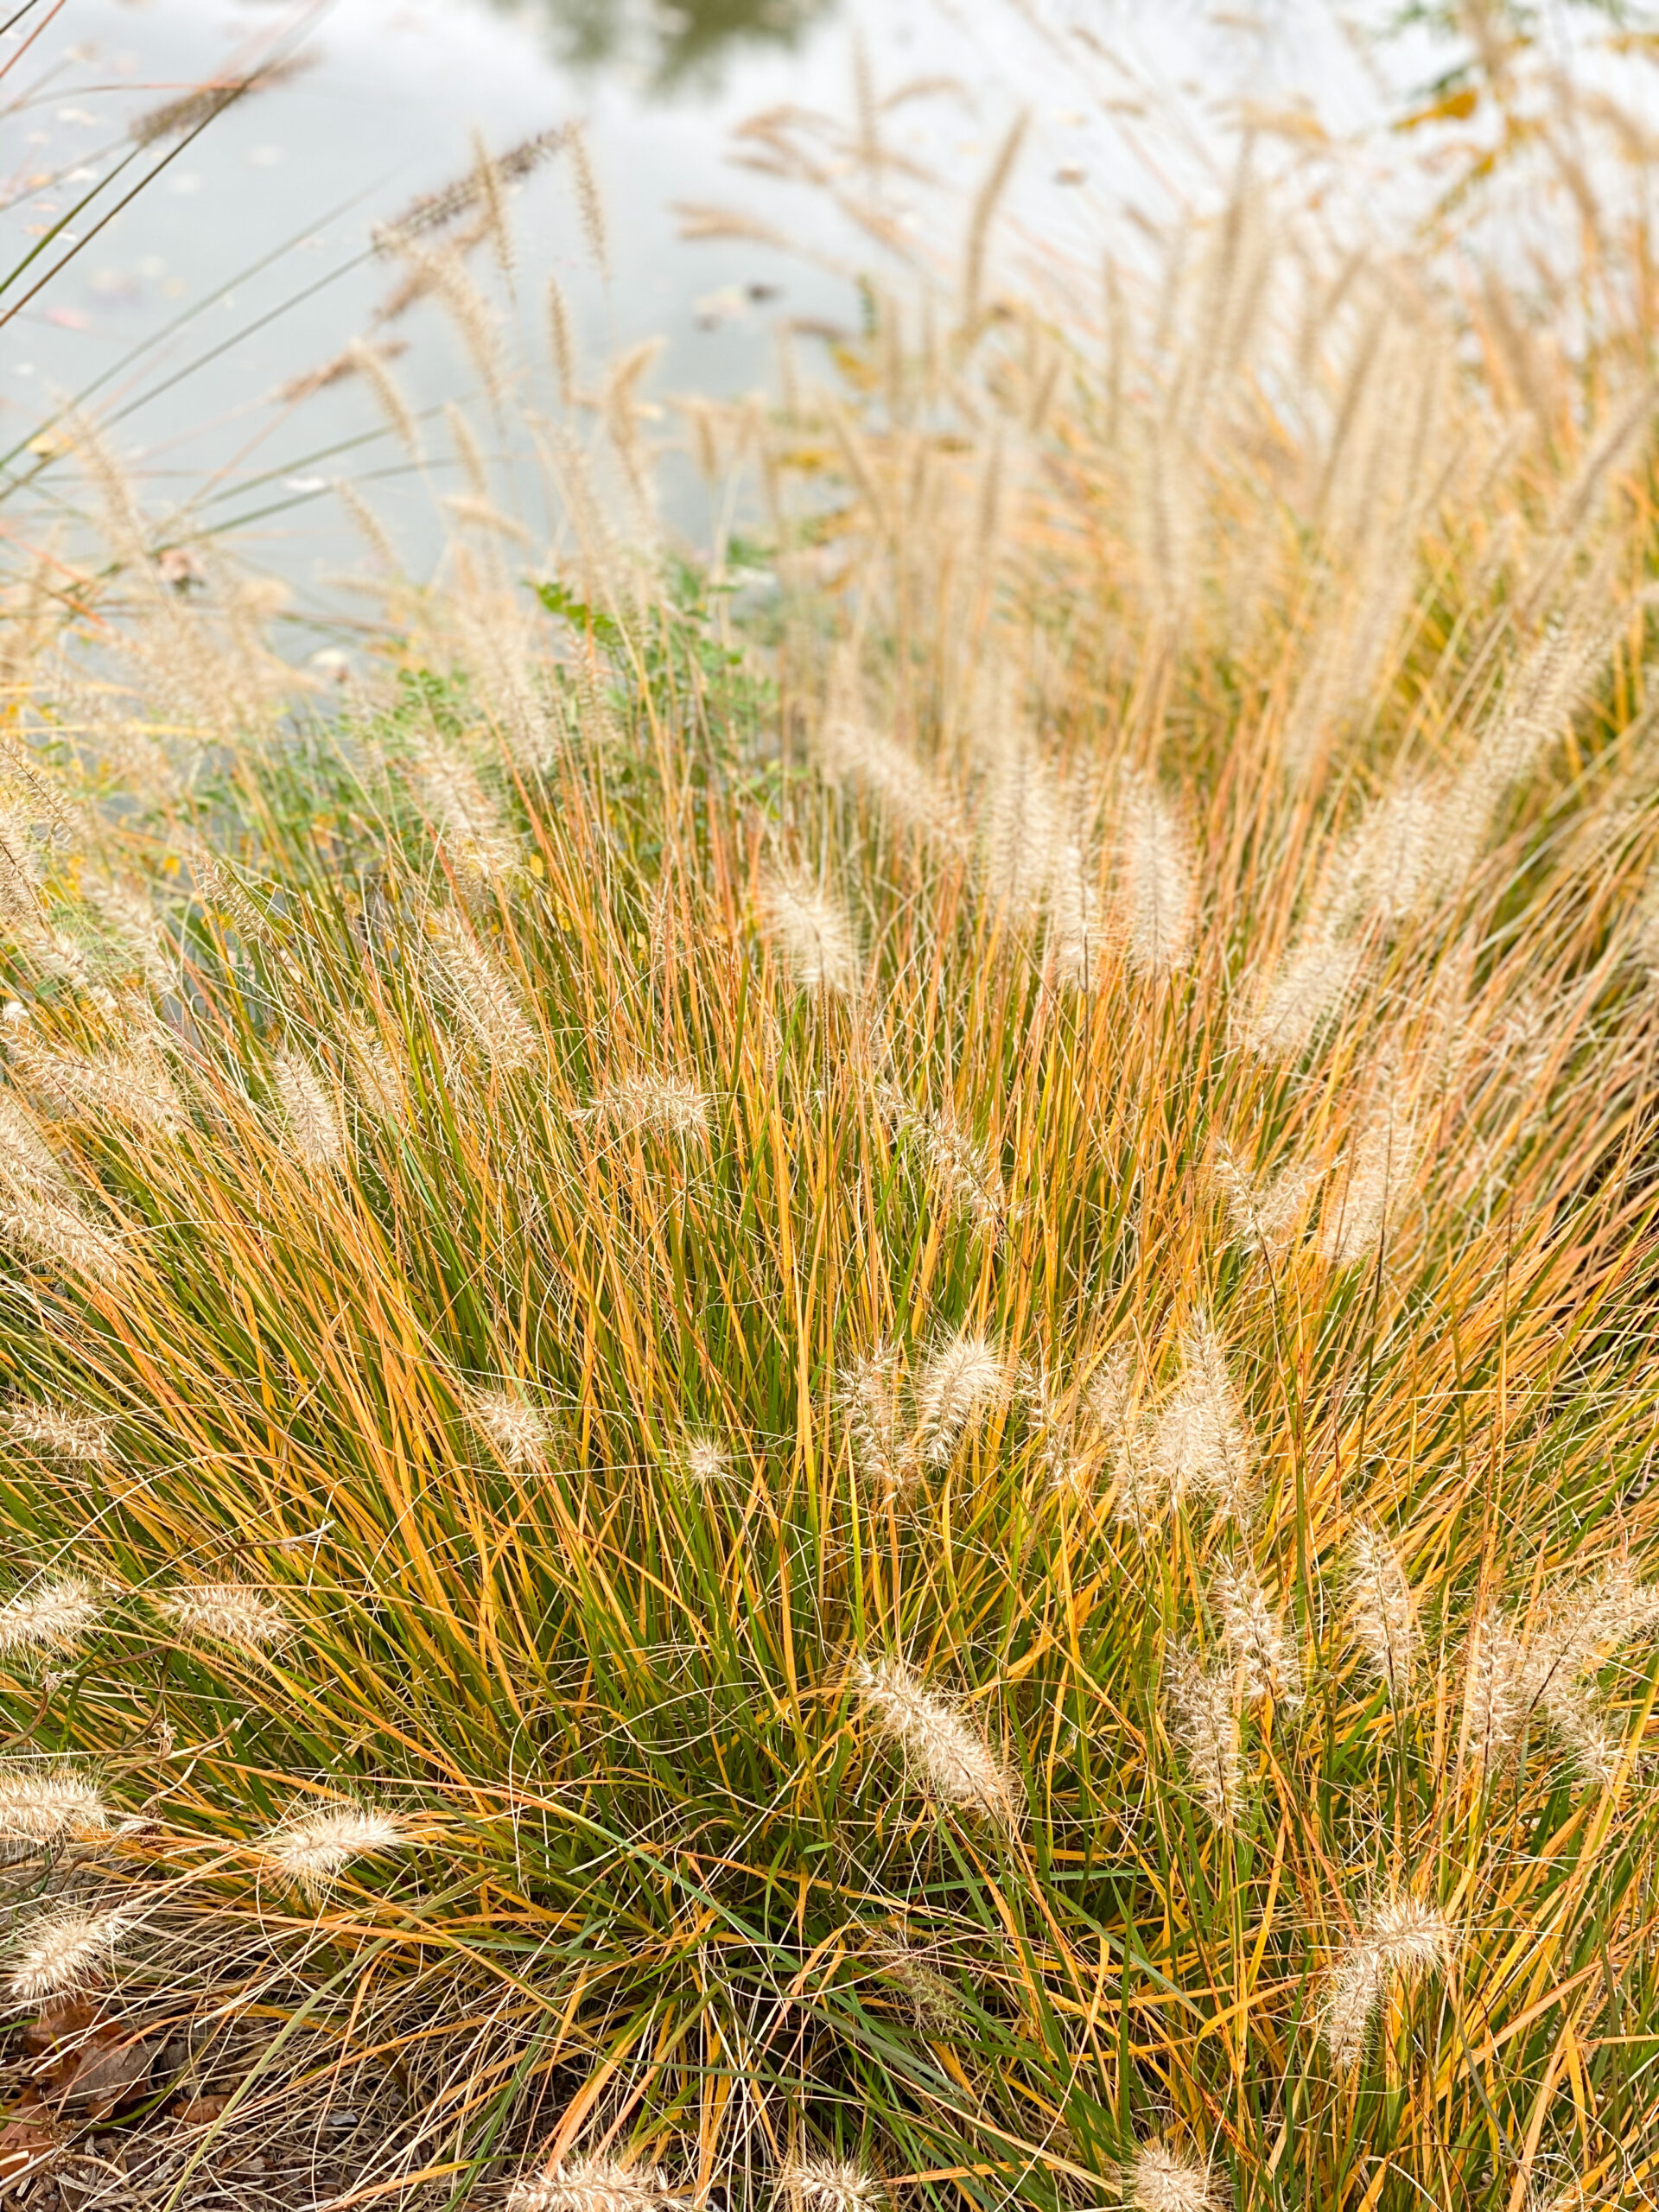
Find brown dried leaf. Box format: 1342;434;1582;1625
63;2032;157;2116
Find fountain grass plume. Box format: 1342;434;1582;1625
853;1656;1016;1829
5;34;1659;2209
7;1904;126;1999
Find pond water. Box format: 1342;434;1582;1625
1;0;1417;634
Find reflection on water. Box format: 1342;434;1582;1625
500;0;836;92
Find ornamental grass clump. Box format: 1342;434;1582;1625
3;22;1659;2209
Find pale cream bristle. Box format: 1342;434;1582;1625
1322;1893;1454;2066
853;1656;1016;1829
261;1800;404;1898
593;1072;711;1144
1151;1314;1255;1522
8;1905;125;1999
0;1764;107;1855
915;1330;1009;1465
777;2159;886;2212
1120;779;1196;976
1212;1554;1302;1708
1124;2139;1225;2211
272;1050;346;1172
1246;931;1363;1061
467;1384;550;1470
758;867;862;995
428;911;540;1071
0;1576;103;1656
547;276;576;410
1164;1643;1241;1829
1345;1523;1417;1700
840;1344;913;1503
508;2158;668;2212
6;1402;114;1465
412;745;520;882
345;340;423;461
162;1582;287;1648
568;123;610;280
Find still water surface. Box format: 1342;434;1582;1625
0;0;1386;623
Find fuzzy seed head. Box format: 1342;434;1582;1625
6;1402;114;1465
344;1024;405;1122
1322;1893;1454;2065
1164;1643;1241;1829
1460;1600;1526;1778
1247;931;1362;1061
8;1905;124;2000
413;744;519;882
0;1093;68;1197
467;1385;550;1469
508;2159;668;2212
595;1072;711;1144
1319;1102;1413;1269
853;1656;1015;1828
162;1581;287;1648
1121;781;1196;977
0;1192;124;1285
682;1434;728;1484
0;1764;106;1854
1152;1316;1255;1521
273;1050;346;1171
262;1800;404;1897
916;1330;1008;1466
759;868;862;995
1212;1555;1302;1708
1216;1145;1321;1256
1345;1524;1416;1700
778;2158;885;2212
1125;2141;1224;2212
429;910;540;1071
0;1576;102;1656
840;1344;913;1502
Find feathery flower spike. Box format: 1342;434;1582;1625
0;1576;102;1656
467;1385;550;1470
778;2161;885;2212
1164;1644;1241;1829
1345;1524;1417;1700
262;1800;404;1897
0;1764;107;1854
429;910;540;1071
853;1656;1015;1828
840;1344;913;1502
594;1072;711;1144
6;1402;114;1465
1122;2139;1226;2211
1120;779;1196;976
916;1330;1008;1465
1212;1555;1303;1709
1321;1893;1454;2066
1151;1314;1255;1521
162;1582;287;1648
272;1050;346;1171
507;2158;669;2212
759;867;862;995
8;1905;125;2000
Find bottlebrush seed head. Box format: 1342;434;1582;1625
161;1582;288;1648
0;1764;107;1855
7;1904;125;2000
853;1656;1015;1829
778;2159;886;2212
262;1800;404;1897
0;1576;103;1656
507;2158;670;2212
